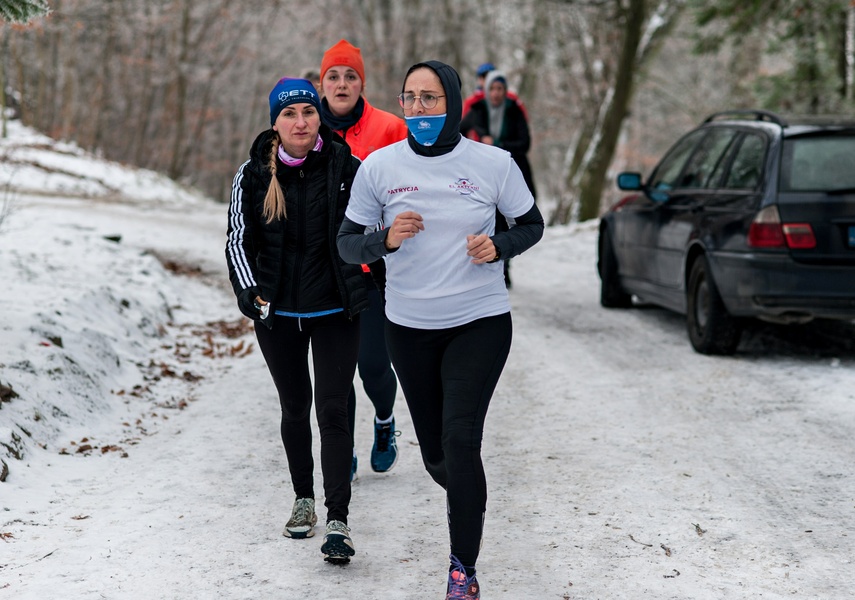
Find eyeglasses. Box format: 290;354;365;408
397;92;445;109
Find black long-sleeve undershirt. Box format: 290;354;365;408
336;203;544;266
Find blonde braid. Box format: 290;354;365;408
262;134;286;223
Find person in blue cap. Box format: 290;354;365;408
461;68;535;288
462;62;527;121
225;76;366;565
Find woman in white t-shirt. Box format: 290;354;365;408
337;60;543;599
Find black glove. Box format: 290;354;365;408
237;286;263;320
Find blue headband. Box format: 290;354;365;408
269;78;321;125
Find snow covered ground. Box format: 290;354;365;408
1;119;854;599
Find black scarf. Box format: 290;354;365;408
320;96;365;133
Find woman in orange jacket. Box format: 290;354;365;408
320;39;407;160
319;39;407;480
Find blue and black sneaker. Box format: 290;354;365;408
370;417;399;473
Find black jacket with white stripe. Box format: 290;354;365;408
225;125;367;328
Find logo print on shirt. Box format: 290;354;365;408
449;178;480;196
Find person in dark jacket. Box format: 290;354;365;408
460;70;537;289
460;70;536;197
225;77;366;565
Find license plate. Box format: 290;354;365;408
850;226;855;247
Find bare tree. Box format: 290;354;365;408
1;0;753;218
550;0;686;224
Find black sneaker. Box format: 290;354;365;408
321;520;355;564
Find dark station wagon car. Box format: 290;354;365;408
598;109;855;354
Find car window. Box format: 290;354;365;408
781;135;855;192
648;129;706;191
723;133;766;190
677;129;738;189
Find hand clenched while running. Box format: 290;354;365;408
384;211;424;250
466;233;498;264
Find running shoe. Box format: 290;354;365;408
370;417;399;473
321;520;355;564
282;497;317;539
446;554;480;599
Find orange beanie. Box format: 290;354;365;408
321;39;366;83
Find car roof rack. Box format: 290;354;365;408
702;110;788;127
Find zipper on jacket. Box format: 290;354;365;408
291;170;306;310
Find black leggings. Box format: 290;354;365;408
385;313;512;567
348;285;397;435
254;312;360;524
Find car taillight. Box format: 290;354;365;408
748;206;786;247
747;205;816;249
782;223;816;249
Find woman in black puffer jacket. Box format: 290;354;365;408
225;77;366;565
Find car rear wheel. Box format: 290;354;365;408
599;227;632;308
686;256;742;355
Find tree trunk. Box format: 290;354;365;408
1;27;8;139
440;0;465;78
56;0;78;141
517;0;550;101
168;1;191;181
553;0;685;224
13;33;25;123
131;9;159;167
92;1;117;153
573;0;646;222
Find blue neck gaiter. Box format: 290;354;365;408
405;114;446;147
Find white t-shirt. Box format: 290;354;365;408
346;137;535;329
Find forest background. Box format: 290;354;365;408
3;0;855;224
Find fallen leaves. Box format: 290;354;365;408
629;534;674;558
198;328;253;359
59;437;127;457
157;257;203;277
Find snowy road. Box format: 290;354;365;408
2;191;855;599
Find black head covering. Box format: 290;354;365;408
403;60;462;157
